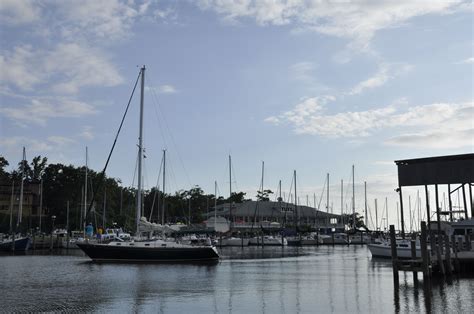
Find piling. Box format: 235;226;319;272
389;225;399;285
411;234;418;282
420;222;430;282
435;236;445;275
444;235;452;275
451;235;460;272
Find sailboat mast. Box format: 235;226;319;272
294;170;298;227
229;155;232;226
162;149;166;225
352;165;355;229
326;173;329;227
341;179;343;217
83;146;88;237
214;181;217;227
136;65;145;234
17;147;25;227
9;181;14;233
364;181;367;229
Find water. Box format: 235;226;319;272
1;246;472;313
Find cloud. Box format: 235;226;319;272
265;97;473;148
79;126;95;140
349;63;413;95
0;0;40;26
158;85;178;94
458;57;474;64
0;136;72;153
198;1;463;49
0;44;123;94
289;62;316;82
0;98;98;126
386;129;474;149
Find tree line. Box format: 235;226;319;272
0;155;256;233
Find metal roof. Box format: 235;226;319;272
395;153;474;186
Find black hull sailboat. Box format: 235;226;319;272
77;66;220;263
77;241;219;263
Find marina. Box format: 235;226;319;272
1;246;473;313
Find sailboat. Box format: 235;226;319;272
1;147;30;252
77;66;219;262
220;156;249;246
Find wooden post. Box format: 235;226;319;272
261;233;264;247
448;184;453;222
435;235;445;275
462;184;468;220
451;235;459;272
424;185;431;235
411;233;418;282
398;188;405;239
435;184;441;238
420;222;430;282
444;235;452;275
390;225;399;285
469;183;473;218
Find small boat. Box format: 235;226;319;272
368;239;423;259
320;233;350;245
300;233;323;245
219;237;249;246
249;235;287;246
0;236;30;252
349;233;372;244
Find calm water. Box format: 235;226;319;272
1;246;472;313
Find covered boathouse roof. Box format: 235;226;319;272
394;153;474;187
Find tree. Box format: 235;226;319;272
256;189;273;202
30;156;48;180
227;191;247;203
0;156;9;182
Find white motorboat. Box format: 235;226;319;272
368;239;423;259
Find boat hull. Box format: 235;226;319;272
77;242;220;262
368;243;422;259
219;237;249;247
0;237;30;252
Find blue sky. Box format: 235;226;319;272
1;1;473;228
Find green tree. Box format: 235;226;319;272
256;189;273;202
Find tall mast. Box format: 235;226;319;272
162;149;166;225
352;164;355;229
364;181;367;228
136;65;145;234
341;179;343;217
9;181;14;233
229;155;232;226
17;147;25;227
214;181;217;227
39;178;43;233
326;173;329;227
375;199;378;231
294;170;298;227
83;146;88;237
385;197;388;232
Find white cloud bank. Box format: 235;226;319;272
198;0;464;49
265;98;473;149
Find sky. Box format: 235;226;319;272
0;1;473;229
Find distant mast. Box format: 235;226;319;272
352;165;355;229
136;65;145;235
17;147;26;227
83;146;88;237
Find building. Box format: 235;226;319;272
0;182;41;231
205;200;348;231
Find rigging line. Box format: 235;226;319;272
149;154;164;221
84;69;141;225
149;87;169;148
148;80;192;189
231;159;239;192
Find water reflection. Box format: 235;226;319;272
1;246;473;313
